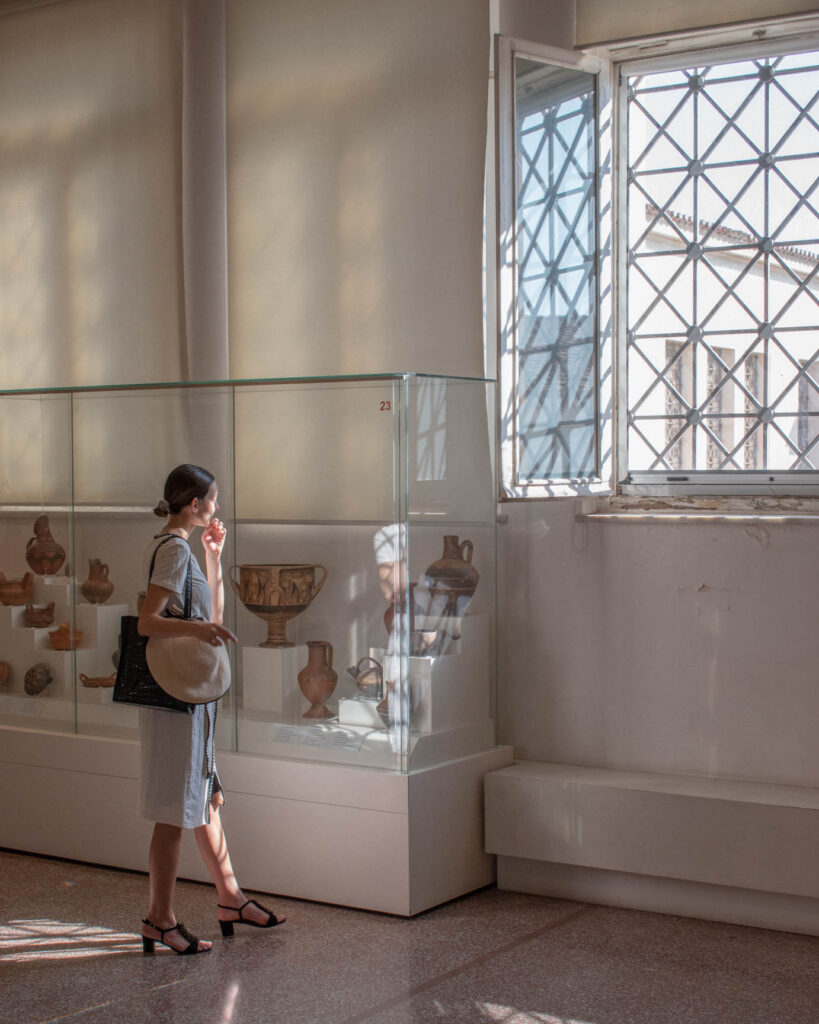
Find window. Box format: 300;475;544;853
624;45;819;493
497;32;819;498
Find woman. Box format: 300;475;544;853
137;464;285;955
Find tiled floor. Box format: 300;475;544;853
1;849;817;1024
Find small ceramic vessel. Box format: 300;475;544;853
79;672;116;688
24;602;56;628
346;656;384;700
48;622;83;651
0;572;35;606
80;560;114;604
24;663;53;696
0;662;10;687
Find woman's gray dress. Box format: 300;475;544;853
138;535;220;829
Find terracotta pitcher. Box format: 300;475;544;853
25;515;66;575
297;640;337;719
81;559;114;604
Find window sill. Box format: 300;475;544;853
582;495;819;523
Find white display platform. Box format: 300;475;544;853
0;724;512;916
373;612;490;734
241;644;308;717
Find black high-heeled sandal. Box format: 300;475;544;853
217;899;286;937
141;918;210;955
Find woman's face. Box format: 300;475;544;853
191;481;219;526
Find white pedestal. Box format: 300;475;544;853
338;696;384;729
372;613;490;734
241;644;307;717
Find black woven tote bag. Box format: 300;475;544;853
112;536;195;714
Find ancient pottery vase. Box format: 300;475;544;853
25;515;66;575
24;602;55;628
79;672;116;688
230;563;328;647
24;662;53;696
423;536;479;624
297;640;337;719
80;559;114;604
384;582;419;637
48;622;83;650
0;571;35;606
0;661;10;687
346;656;384;700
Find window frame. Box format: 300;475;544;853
615;32;819;498
495;35;614;500
496;25;819;502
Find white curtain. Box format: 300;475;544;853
226;0;490;380
0;0;187;389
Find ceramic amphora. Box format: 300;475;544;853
81;559;114;604
25;515;66;575
297;640;337;719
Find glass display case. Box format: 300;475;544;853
0;375;497;774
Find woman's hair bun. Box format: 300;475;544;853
153;498;171;518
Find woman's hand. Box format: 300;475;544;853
193;619;238;647
202;517;227;559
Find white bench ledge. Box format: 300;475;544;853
485;761;819;900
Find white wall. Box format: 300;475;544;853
495;0;819;792
497;500;819;789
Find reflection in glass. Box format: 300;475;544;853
514;57;598;481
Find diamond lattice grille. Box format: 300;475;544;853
514;58;597;481
626;51;819;474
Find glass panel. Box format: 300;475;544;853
0;393;74;733
230;378;406;772
627;50;819;475
405;378;496;770
70;387;234;741
0;376;496;774
514;56;598;482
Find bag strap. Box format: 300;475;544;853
149;535;193;619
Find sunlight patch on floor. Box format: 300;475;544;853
0;919;140;962
479;1004;595;1024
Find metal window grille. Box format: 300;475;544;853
626;49;819;478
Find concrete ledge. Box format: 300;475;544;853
485;760;819;932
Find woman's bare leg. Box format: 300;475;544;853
143;822;212;952
194;799;279;926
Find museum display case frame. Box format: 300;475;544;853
0;374;512;914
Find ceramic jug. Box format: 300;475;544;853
297;640;337;719
81;559;114;604
25;515;66;576
346;656;383;699
423;535;479;624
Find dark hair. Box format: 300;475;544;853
153;464;215;517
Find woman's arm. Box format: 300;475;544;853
137;583;235;645
202;518;226;625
